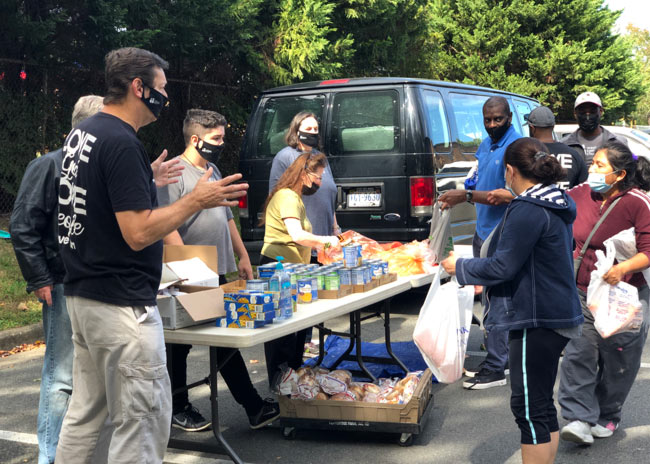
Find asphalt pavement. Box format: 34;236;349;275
1;289;649;464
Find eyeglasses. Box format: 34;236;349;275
307;171;322;181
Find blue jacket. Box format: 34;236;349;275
456;184;583;332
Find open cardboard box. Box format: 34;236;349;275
158;245;225;329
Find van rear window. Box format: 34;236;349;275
255;95;325;158
330;90;400;155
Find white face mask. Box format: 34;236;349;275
504;168;516;196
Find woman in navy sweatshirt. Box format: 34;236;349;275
442;137;583;464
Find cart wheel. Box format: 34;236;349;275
398;433;413;447
282;427;296;440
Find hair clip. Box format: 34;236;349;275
632;153;639;161
534;151;548;160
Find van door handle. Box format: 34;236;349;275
384;213;401;221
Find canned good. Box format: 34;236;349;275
297;278;312;303
351;267;365;285
310;276;319;301
338;268;351;285
370;262;382;279
342;245;362;268
325;273;340;290
246;279;268;292
360;265;371;283
380;260;389;275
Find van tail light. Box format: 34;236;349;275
238;193;249;218
410;177;434;216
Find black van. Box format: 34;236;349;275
237;77;539;258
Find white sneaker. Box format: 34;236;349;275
591;422;619;438
560;420;594;445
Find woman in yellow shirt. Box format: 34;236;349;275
260;152;341;387
260;152;340;264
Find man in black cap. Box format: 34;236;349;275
561;92;626;165
528;106;587;189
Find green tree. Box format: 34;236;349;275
625;25;650;125
422;0;643;122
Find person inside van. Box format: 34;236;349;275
438;96;520;390
269;111;340;251
260;152;341;387
442;137;583;464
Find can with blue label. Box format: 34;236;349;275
351;267;365;285
343;245;362;268
297;278;312;304
246;279;268;292
369;262;382;279
338;268;351;285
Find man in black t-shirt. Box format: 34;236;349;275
56;47;248;463
527;106;588;189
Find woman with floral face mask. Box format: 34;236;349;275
558;141;650;446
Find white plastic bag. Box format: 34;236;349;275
413;269;474;383
428;202;453;263
586;232;643;338
606;228;650;286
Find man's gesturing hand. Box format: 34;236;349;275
191;168;248;209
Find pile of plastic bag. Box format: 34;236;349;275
317;230;437;276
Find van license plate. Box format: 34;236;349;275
348;192;381;207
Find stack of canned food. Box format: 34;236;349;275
252;251;390;305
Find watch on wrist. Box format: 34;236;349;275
465;190;473;203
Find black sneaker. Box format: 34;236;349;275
462;368;507;390
465;362;509;378
172;404;211;432
249;398;280;430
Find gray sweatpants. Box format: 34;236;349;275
558;287;649;426
56;296;172;464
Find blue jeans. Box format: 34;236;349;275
37;283;73;464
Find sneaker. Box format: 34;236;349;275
462;368;507;389
249;398;280;430
465;362;509;378
560;420;594;445
591;421;619;438
172;404;211;432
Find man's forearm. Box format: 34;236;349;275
116;194;201;251
228;219;249;261
469;191;492;205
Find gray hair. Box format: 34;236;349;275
71;95;104;128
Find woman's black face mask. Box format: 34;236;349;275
298;131;319;148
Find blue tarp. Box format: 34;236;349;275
304;335;432;381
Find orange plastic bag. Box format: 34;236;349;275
318;230;386;265
376;241;437;277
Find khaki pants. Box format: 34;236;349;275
56;296;171;464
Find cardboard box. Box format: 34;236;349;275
158;285;225;329
379;273;398;286
352;279;380;294
158;245;223;329
161;245;220;288
317;285;354;300
279;369;433;424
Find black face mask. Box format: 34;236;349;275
298;130;319;148
486;122;510;142
577;112;601;133
302;182;320;196
141;86;168;119
195;139;224;164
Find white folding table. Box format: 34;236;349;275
164;276;419;463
